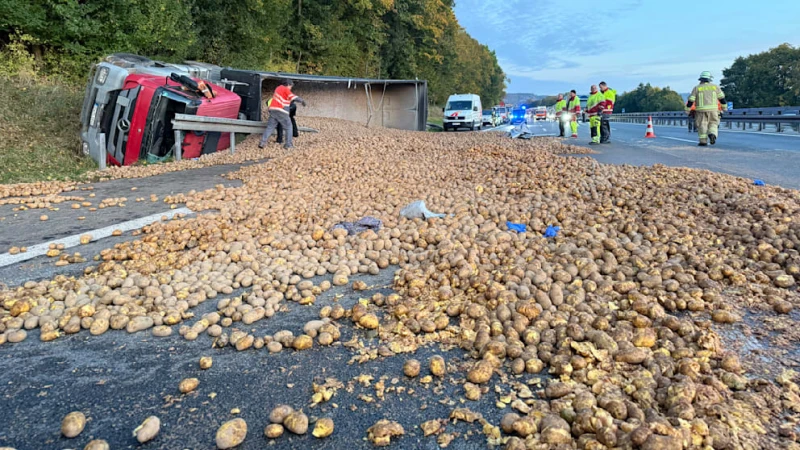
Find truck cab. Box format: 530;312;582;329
80;54;242;166
443;94;482;131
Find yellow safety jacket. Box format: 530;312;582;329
601;88;616;115
586;92;605;116
554;99;567;116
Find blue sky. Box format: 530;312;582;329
454;0;800;96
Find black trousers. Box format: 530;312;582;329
600;115;611;142
558;117;565;136
276;106;299;143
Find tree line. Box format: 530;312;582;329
721;43;800;108
0;0;507;105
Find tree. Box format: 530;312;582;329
616;83;685;112
721;43;800;108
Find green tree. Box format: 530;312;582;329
616;83;685;112
721;43;800;107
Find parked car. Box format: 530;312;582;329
443;93;482;131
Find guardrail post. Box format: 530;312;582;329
777;123;782;132
230;132;236;154
174;130;182;161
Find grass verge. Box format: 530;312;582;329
0;76;96;184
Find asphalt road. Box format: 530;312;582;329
0;269;518;450
569;120;800;189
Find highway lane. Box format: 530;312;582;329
566;120;800;190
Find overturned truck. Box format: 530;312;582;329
80;54;428;167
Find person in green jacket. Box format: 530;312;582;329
553;94;567;137
599;81;615;144
686;71;726;146
586;85;605;145
567;90;581;138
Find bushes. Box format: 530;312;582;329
0;76;95;183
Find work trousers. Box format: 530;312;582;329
570;116;578;136
688;117;696;132
276;114;298;143
260;110;293;148
589;115;601;143
694;110;719;144
556;115;565;136
600;114;611;142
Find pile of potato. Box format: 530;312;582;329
2;118;799;448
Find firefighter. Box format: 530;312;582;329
586;85;605;145
599;81;615;143
686;71;725;146
553;94;567;137
260;79;306;149
687;100;724;133
567;90;581;138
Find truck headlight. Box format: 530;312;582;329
96;67;109;85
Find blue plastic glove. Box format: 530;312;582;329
543;225;560;238
506;221;526;233
753;179;765;186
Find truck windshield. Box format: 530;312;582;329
497;108;507;113
482;110;491;115
446;101;472;110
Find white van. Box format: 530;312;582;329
443;94;482;131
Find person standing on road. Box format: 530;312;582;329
259;79;306;150
599;81;615;143
586;85;605;145
567;90;581;138
553;94;567;137
686;71;725;146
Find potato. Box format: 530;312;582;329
199;356;213;370
403;359;421;377
179;378;199;394
292;334;313;350
152;325;172;337
429;355;446;377
269;405;294;423
83;440;109;450
133;416;160;443
264;423;284;438
312;417;334;438
284;410;309;434
61;411;86;438
126;316;154;333
467;361;493;384
367;419;404;446
358;313;379;329
216;418;247;449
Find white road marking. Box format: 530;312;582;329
0;207;193;269
661;136;698;144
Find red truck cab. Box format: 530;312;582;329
81;55;241;166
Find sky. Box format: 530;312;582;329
454;0;800;96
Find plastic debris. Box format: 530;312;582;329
332;216;383;235
543;225;560;238
400;200;446;220
753;179;766;186
506;221;526;233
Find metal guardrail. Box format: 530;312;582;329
611;110;800;133
171;114;317;161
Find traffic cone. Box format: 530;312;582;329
644;116;656;138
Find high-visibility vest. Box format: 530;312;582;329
586;92;605;116
601;88;616;114
554;99;566;115
567;97;581;113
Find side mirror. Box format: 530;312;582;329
473;106;479;111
